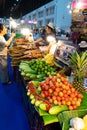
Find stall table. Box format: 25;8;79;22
13;67;62;130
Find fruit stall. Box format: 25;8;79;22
8;37;87;130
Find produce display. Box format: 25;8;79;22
8;44;43;66
10;37;87;130
26;74;83;113
19;59;56;81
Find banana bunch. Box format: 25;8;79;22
44;54;54;66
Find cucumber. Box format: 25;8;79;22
25;73;31;77
29;74;37;79
21;72;26;76
23;67;36;74
49;105;68;115
37;74;46;78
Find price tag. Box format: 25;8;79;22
84;78;87;88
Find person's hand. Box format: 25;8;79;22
11;33;16;38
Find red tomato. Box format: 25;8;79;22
59;92;64;97
49;88;53;94
69;105;74;110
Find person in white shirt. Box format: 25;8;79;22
0;23;15;84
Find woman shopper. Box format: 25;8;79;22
0;23;15;84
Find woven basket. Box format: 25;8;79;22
58;109;87;130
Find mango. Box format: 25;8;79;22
35;100;42;107
39;103;47;111
31;98;35;104
49;105;68;115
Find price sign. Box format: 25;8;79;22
84;78;87;88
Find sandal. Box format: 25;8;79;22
3;81;12;85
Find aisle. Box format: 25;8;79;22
0;58;30;130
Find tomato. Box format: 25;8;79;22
58;101;62;105
49;88;53;94
67;101;71;106
69;105;74;110
71;100;76;105
53;100;58;105
40;92;45;98
62;84;66;89
67;90;71;95
74;91;78;96
76;101;81;107
71;93;75;98
57;96;61;101
49;98;53;103
63;90;67;94
51;77;57;83
52;96;56;101
44;91;49;97
44;85;49;91
59;92;64;97
54;91;58;96
55;82;60;87
71;88;75;92
77;93;83;99
51;85;56;90
72;105;78;110
60;76;65;82
55;87;60;92
61;100;66;105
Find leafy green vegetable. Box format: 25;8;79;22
42;115;59;125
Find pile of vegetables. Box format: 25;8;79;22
19;59;56;80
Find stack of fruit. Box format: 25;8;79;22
26;74;83;115
69;51;87;92
19;59;56;81
44;54;54;66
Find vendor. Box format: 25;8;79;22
34;22;57;46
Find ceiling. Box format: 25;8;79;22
0;0;53;19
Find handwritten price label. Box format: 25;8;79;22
84;78;87;88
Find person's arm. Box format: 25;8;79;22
6;33;15;47
34;37;43;44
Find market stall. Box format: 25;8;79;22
8;36;87;130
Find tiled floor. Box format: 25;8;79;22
0;58;30;130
